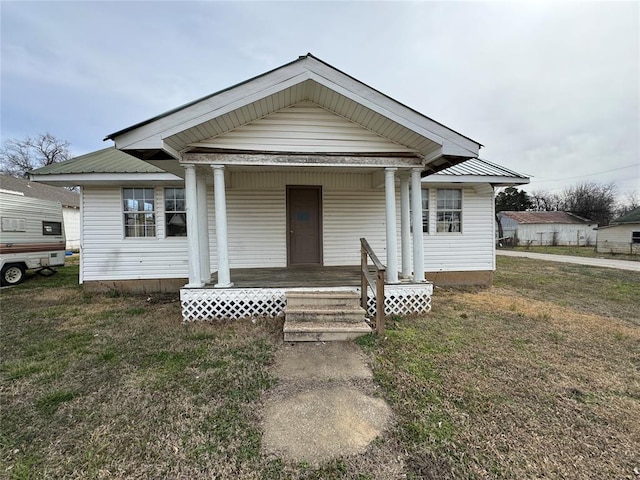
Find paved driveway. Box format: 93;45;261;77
497;250;640;272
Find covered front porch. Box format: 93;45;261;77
178;160;434;324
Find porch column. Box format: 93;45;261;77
410;168;425;282
400;173;411;279
184;164;203;288
385;167;399;284
211;165;233;288
196;172;211;284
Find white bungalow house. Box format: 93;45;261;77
596;207;640;255
31;54;528;334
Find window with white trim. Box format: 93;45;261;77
632;231;640;244
165;188;187;237
436;188;462;233
123;188;156;237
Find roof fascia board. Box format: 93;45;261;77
30;172;183;186
304;64;480;156
105;56;306;140
423;174;530;185
113;65;311;150
160;71;312;141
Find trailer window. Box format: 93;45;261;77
123;188;156;237
165;188;187;237
42;221;62;236
632;231;640;244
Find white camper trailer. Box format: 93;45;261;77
0;189;66;286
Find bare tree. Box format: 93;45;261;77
0;133;70;177
529;190;563;212
561;181;617;226
616;191;639;217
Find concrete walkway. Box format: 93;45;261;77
497;249;640;272
261;342;393;466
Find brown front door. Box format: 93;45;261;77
287;186;322;266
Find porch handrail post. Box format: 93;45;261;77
361;242;368;311
400;172;411;279
196;172;211;284
211;165;233;288
410;168;425;282
360;237;386;336
184;163;203;288
384;167;399;284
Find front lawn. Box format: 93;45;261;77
1;257;638;479
506;245;639;262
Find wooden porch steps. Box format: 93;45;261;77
283;290;371;342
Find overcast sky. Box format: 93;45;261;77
1;1;638;197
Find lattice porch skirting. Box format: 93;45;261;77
180;283;433;322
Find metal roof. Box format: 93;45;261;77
499;211;595;225
434;158;529;179
29;147;166;175
0;174;79;207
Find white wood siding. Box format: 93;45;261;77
192;101;417;154
225;190;286;267
82;187;189;281
62;207;80;250
223;171;394;267
423;186;495;272
81;175;497;282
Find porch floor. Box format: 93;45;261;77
209;266;364;289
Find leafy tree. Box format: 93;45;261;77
0;133;70;177
495;187;533;212
561;181;617;226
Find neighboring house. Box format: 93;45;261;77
0;175;80;250
596;207;640;255
31;54;529;324
497;211;597;246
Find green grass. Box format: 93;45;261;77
2;257;639;478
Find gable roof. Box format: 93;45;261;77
0;174;79;208
106;53;482;170
499;211;595;225
610;206;640;225
423;158;529;186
